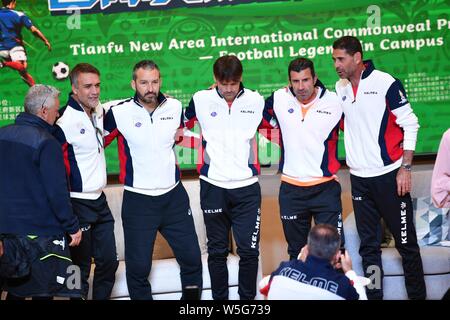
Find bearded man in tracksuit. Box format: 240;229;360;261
104;60;202;300
55;63;118;300
332;36;426;300
184;55;264;300
261;58;344;261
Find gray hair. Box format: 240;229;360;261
307;224;341;261
24;84;60;115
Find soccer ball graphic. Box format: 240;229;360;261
52;62;70;80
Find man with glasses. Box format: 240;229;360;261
54;63;118;300
0;84;81;299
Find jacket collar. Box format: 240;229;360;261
133;91;167;109
305;255;334;270
361;60;375;79
215;82;245;100
66;93;85;112
15;112;54;133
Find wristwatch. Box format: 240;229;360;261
401;163;412;171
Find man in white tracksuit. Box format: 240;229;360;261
261;58;344;261
55;63;118;300
184;55;264;300
332;36;426;300
104;60;202;300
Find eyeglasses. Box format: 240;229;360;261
95;126;104;152
92;114;104;152
40;85;52;110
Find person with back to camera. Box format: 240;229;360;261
259;224;367;300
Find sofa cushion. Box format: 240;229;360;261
344;211;450;276
381;246;450;275
413;196;450;246
104;186;174;260
104;254;240;299
104;181;208;261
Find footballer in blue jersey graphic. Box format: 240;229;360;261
0;0;51;86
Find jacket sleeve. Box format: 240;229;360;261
103;108;119;147
258;92;281;145
176;108;201;149
386;79;420;151
345;270;367;300
431;130;450;208
52;125;71;179
37;138;79;234
184;97;198;130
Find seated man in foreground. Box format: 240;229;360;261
260;224;367;300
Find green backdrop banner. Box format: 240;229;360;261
1;0;449;173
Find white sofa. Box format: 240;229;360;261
344;167;450;299
89;179;263;300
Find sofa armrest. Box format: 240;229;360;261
343;212;364;276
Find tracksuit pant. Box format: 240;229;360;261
122;183;202;300
200;179;261;300
279;179;344;260
350;168;426;300
70;193;119;300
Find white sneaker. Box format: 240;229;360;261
0;61;3;68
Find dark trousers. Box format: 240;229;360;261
5;293;52;300
70;193;119;300
351;169;426;300
279;180;344;260
200;180;261;300
122;183;202;300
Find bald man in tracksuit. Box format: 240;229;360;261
104;60;202;300
184;55;264;300
261;58;344;261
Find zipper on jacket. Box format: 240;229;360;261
149;99;166;124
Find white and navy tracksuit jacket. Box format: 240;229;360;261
104;93;202;300
335;61;425;300
262;80;342;184
261;81;344;259
104;93;183;196
184;85;264;189
335;60;419;178
184;84;264;300
55;95;119;300
55;95;107;200
260;256;364;300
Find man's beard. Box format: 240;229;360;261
137;91;157;104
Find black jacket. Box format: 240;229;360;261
0;112;79;236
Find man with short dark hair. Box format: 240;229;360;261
0;0;51;86
0;84;81;299
54;63;119;300
332;35;426;300
260;224;366;300
104;60;202;300
261;57;344;261
184;55;264;300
